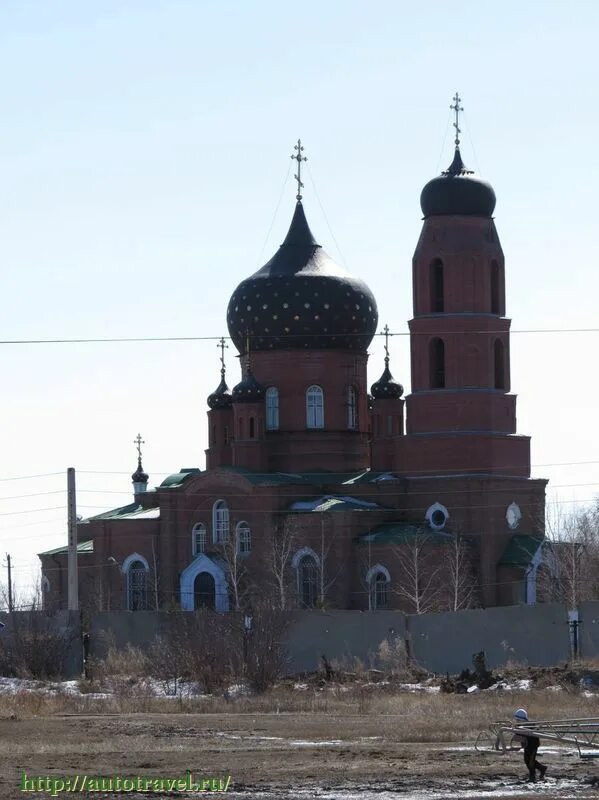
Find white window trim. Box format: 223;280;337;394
306;385;324;429
236;521;251;555
121;552;150;574
212;499;230;544
367;565;391;611
121;553;149;611
293;547;320;608
265;386;279;431
192;522;207;556
347;385;357;430
425;502;449;531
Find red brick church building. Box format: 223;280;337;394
40;114;547;615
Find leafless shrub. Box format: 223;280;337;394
244;603;289;693
0;612;75;679
377;636;409;676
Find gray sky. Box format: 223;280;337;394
2;0;598;597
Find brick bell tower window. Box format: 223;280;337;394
430;259;444;313
494;338;505;389
347;386;357;430
306;385;324;429
491;260;501;315
265;386;279;430
429;337;445;389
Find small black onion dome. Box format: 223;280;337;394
420;148;496;218
131;460;149;484
232;369;266;404
207;375;233;410
371;360;404;400
227;202;378;352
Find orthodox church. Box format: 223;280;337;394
39;98;547;615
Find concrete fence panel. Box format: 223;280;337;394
578;602;599;659
408;603;570;674
284;610;408;674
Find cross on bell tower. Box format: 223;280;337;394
290;139;307;202
450;92;463;149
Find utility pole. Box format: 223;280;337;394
5;554;13;612
67;467;78;611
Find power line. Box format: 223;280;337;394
0;327;599;347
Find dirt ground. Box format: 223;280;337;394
1;712;598;800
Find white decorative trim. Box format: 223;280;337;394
179;554;229;612
212;499;230;544
366;564;391;584
506;502;522;530
121;552;149;574
291;546;320;570
525;541;545;605
425;502;449;530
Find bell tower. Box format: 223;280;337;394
394;95;547;606
399;93;527;476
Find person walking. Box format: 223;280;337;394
513;708;547;782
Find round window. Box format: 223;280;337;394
431;509;446;528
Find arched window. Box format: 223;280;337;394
430;259;444;313
238;418;244;439
491;260;501;315
367;565;390;610
192;523;207;556
236;521;251;555
265;387;279;430
249;417;255;439
430;338;445;389
211;425;216;446
213;500;230;544
306;385;324;429
347;386;357;429
223;426;230;445
298;555;318;608
494;339;505;390
126;559;148;611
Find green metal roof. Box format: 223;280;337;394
289;495;383;512
357;522;454;546
39;540;94;557
217;467;399;487
159;468;201;488
499;535;544;567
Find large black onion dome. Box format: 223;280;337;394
227;202;378;352
420;148;496;218
207;374;233;410
371;359;404;400
232;369;266;404
131;460;148;484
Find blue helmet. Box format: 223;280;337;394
514;708;529;721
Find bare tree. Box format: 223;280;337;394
218;534;249;611
269;515;297;610
443;535;477;611
317;516;343;609
392;535;443;614
540;499;599;608
151;537;160;610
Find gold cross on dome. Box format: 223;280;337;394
290;138;307;201
450;92;463;148
134;433;145;462
383;324;390;362
217;336;228;374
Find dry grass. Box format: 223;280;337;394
2;685;598;742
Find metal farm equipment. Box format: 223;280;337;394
476;717;599;760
